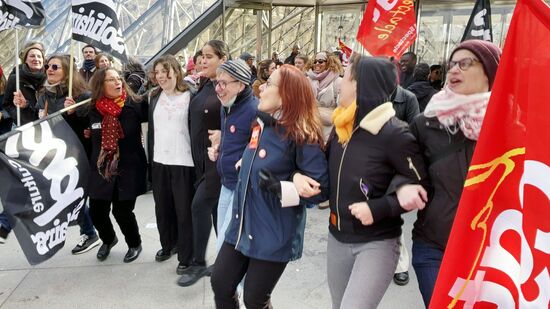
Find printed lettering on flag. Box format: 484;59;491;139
461;0;493;42
430;0;550;307
0;114;90;265
0;0;45;32
71;0;128;61
355;0;417;58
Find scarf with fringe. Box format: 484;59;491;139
423;87;491;141
96;90;127;181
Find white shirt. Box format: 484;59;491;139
153;91;194;167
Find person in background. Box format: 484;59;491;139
87;68;147;263
179;39;228;285
271;52;283;67
184;51;203;87
293;54;309;73
79;44;97;83
407;63;438;112
34;54;100;255
138;64;158;96
0;65;12;134
400;39;502;307
399;52;417;88
251;60;275;98
239;52;257;83
123;57;146;94
284;44;301;65
305;51;343;141
429;64;444;91
147;55;195;278
4;42;46;126
0;65;11;244
325;55;427;309
211;64;329;309
95;53;114;70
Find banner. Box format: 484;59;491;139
461;0;493;42
430;0;550;307
0;113;89;265
356;0;417;58
71;0;128;62
0;0;45;32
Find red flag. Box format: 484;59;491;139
355;0;417;58
338;38;353;58
430;0;550;308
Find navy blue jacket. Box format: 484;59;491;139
217;87;258;190
225;112;329;262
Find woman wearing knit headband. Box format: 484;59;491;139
397;39;502;307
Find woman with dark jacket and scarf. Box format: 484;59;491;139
211;64;329;309
87;68;147;263
35;54;101;255
399;39;502;307
146;55;195;276
4;44;46;126
180;40;227;281
325;56;428;309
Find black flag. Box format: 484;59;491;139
461;0;493;42
0;113;89;265
71;0;128;62
0;0;45;32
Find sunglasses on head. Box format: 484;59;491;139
44;64;61;71
313;59;326;64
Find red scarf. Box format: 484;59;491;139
96;90;127;181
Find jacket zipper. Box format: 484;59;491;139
407;156;422;181
219;107;230;184
235;118;262;248
335;127;359;231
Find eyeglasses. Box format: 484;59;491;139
266;78;278;88
313;59;326;65
44;64;61;71
447;58;479;71
214;80;240;90
105;77;123;83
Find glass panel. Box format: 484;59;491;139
319;4;363;54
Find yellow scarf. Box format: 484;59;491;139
332;101;357;144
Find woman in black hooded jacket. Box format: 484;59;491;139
325;55;428;309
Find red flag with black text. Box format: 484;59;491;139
430;0;550;307
355;0;417;58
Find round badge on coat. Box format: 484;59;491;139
258;149;267;159
230;125;236;133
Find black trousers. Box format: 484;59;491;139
89;194;141;248
191;179;219;264
211;243;287;309
152;162;194;264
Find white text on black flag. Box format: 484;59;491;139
72;0;128;61
0;0;45;32
0;115;89;265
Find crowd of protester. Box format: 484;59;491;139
0;38;502;309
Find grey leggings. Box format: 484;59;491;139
327;233;400;309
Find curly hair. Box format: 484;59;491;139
305;51;343;75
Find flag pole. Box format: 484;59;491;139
15;27;21;127
68;40;74;98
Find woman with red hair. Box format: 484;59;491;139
211;64;329;309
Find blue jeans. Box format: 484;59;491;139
216;185;235;252
77;202;97;237
0;212;12;231
411;240;444;308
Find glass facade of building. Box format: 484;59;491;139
0;0;539;72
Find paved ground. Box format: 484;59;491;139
0;192;425;308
